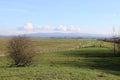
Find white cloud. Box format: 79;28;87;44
36;25;55;31
68;25;80;32
57;25;67;31
23;23;33;30
0;23;81;35
21;23;81;33
1;23;116;35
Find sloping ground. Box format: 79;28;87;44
0;38;119;80
0;48;120;80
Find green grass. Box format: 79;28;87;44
0;38;120;80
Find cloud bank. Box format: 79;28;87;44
21;23;81;33
1;23;113;35
23;23;33;30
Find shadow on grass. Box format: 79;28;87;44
62;48;120;58
51;48;120;76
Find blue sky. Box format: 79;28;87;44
0;0;120;35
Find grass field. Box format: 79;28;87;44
0;38;120;80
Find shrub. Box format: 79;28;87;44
7;36;35;66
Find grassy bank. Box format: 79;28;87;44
0;38;119;80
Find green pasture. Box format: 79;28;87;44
0;38;119;80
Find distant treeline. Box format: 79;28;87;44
98;38;120;43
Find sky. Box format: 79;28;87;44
0;0;120;35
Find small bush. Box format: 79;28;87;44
7;36;35;66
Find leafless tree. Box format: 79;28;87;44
8;36;35;66
113;27;116;54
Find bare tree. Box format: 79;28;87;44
116;35;120;54
113;27;120;54
113;27;116;54
8;36;35;66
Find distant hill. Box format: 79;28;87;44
25;32;112;38
0;33;112;38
